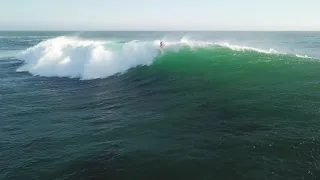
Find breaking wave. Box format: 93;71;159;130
16;36;314;80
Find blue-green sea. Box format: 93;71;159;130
1;31;320;180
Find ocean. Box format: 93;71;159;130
1;31;320;180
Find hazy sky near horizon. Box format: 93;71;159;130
1;0;319;30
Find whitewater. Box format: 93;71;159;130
16;36;315;80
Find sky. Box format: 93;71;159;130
0;0;319;31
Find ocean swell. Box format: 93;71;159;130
16;36;314;80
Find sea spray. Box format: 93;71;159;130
17;36;160;79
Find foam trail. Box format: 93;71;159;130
214;42;279;54
17;36;160;80
167;37;280;54
0;50;20;59
180;37;314;58
295;54;313;59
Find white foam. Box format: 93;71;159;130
17;36;160;80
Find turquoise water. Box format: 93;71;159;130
1;31;320;180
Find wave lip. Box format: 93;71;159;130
295;54;313;59
17;36;160;80
214;42;279;54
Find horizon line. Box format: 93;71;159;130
0;29;320;32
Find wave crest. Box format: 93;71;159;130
16;36;314;80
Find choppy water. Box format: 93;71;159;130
1;31;320;180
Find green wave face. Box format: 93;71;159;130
133;46;320;87
123;46;320;122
